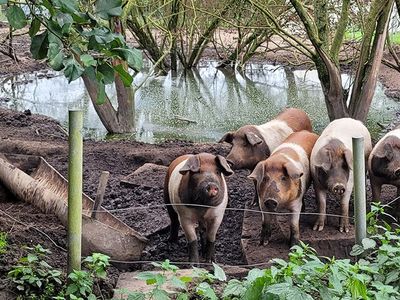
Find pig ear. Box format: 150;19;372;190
343;149;353;170
248;162;264;183
285;161;303;180
245;132;263;146
219;132;234;144
179;156;201;174
216;155;234;176
383;143;394;160
314;149;331;172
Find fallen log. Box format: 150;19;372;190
0;153;148;261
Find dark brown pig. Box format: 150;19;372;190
248;131;319;246
219;108;312;170
164;153;233;263
368;127;400;204
311;118;372;233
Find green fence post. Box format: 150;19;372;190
353;136;367;245
68;110;83;273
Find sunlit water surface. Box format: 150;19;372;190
0;61;397;143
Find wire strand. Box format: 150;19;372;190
93;203;356;220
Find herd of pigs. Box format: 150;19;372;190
163;108;400;263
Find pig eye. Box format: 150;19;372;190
281;175;287;181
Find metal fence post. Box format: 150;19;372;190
68;110;83;273
353;136;367;245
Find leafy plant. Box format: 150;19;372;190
117;260;227;300
120;203;400;299
8;244;64;300
8;244;110;300
65;252;110;300
3;0;142;103
0;231;7;254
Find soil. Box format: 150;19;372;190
1;27;400;299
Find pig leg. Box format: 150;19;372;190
289;209;301;247
179;217;199;263
260;211;273;245
339;186;353;233
370;176;382;202
313;183;327;231
166;206;180;243
204;216;224;262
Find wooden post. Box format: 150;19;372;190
91;171;110;219
68;110;83;273
353;137;367;245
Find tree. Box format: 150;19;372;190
4;0;143;133
249;0;394;122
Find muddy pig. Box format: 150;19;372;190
164;153;234;263
311;118;372;233
219;108;312;170
368;126;400;205
248;131;319;246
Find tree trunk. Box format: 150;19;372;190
314;54;349;120
348;0;393;121
168;0;180;71
80;17;136;134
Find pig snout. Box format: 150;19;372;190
264;198;278;211
332;183;346;196
226;153;241;170
206;182;219;198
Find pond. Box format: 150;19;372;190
0;61;398;143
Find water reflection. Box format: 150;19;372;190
0;62;397;143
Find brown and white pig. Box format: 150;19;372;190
219;108;312;170
248;130;319;246
368;126;400;203
311;118;372;233
164;153;233;263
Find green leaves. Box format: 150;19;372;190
64;58;84;82
6;5;27;29
30;31;49;60
5;0;142;88
114;64;133;87
212;263;226;282
29;18;41;38
113;47;143;72
95;0;123;20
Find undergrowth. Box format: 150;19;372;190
118;202;400;300
8;245;110;300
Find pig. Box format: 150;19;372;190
219;108;312;170
368;126;400;204
248;130;319;246
310;118;372;233
164;153;234;263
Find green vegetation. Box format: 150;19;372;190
345;29;400;45
119;203;400;300
0;231;7;254
8;245;110;300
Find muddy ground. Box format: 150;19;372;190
1;28;400;299
0;108;399;299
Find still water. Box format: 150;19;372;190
0;61;397;143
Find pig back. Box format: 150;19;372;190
368;128;400;170
275;108;313;132
311;118;372;169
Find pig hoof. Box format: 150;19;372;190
313;223;325;231
339;225;350;233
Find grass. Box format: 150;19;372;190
0;232;7;254
345;29;400;45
